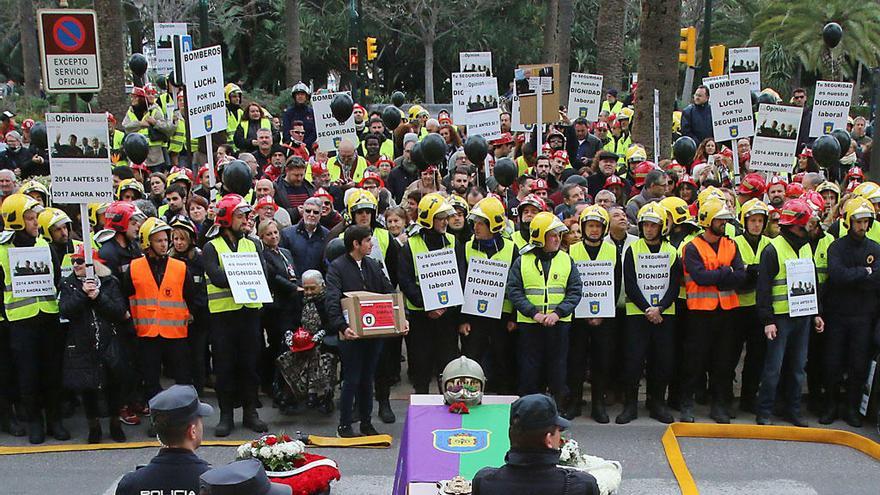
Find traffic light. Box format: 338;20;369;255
349;47;359;71
679;27;696;67
366;37;378;61
709;45;726;77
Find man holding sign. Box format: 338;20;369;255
755;198;824;427
565;205;620;423
507;212;581;403
399;193;466;394
459;197;518;395
202;194;268;437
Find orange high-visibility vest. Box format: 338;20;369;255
129;256;190;338
683;236;740;311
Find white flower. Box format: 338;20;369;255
259;446;272;459
236;443;252;459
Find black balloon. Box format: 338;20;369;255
30;122;47;150
221;160;253;196
756;93;777;106
830;128;852;158
128;53;148;77
325;237;346;262
330;93;354;123
78;93;93;103
123;133;149;164
493;158;517;187
391;91;405;107
672;136;697;167
812;135;841;168
464;135;488;166
411;142;429;171
823;22;843;49
381;105;401;131
421;133;446;165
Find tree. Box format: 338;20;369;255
594;0;627;94
542;0;558;62
18;0;39;97
556;0;573;96
96;0;129;120
631;0;680;161
285;0;302;86
365;0;500;103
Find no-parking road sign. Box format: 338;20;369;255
37;9;102;93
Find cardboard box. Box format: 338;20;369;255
341;291;406;338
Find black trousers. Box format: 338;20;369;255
375;335;402;402
824;314;874;410
517;322;570;397
622;315;675;401
261;307;290;395
211;308;262;403
186;317;210;395
339;338;383;426
0;320;17;402
138;336;191;402
462;315;517;395
567;319;616;406
407;310;459;394
9;313;62;406
667;299;688;405
733;305;766;404
681;310;739;406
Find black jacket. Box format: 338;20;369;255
98;237;143;278
681;101;713;145
263;245;301;322
826;233;880;316
325;253;394;335
398;229;467;312
472;449;600;495
623;240;682;313
115;448;210;495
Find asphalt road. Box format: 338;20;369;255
1;393;878;495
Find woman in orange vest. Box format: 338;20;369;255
122;217;197;417
680;198;746;424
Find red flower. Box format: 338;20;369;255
448;402;470;414
265;436;278;446
282;434;292;442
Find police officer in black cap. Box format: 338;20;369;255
471;394;600;495
116;385;213;495
200;459;291;495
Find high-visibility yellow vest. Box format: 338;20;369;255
169;117;199;153
465;236;515;314
227;107;244;148
338;226;390;259
327;156;368;183
59;240;83;281
813;232;834;286
517;250;573;323
676;231;700;299
238;118;271;145
111;130;128;167
405;232;456;311
516;156;529;177
601;100;623;115
0;238;59;321
125;107;167;148
733;234;769;307
158;92;174;117
206;236;262;313
511;230;528;251
624;238;677;316
569;240;616;318
769;236;813;316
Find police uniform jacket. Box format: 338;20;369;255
472;449;600;495
115;448;210;495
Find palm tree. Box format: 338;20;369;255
594;0;626;94
749;0;880;80
285;0;302;86
96;0;129;120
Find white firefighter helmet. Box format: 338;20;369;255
441;356;486;406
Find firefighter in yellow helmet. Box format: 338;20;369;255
0;194;67;444
18;180;50;207
507;212;581;404
458;197;518;395
399;193;466;394
618;202;680;425
818;196;880;427
446;194;471;244
680;198;745;424
564;205;620;422
225;83;244;146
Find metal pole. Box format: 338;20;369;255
199;0;209;48
698;0;713;83
349;0;360;101
870;68;880;181
79;204;95;280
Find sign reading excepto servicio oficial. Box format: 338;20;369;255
37;9;101;93
182;45;227;139
46;113;113;203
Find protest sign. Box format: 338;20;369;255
785;258;818;317
452;72;484;123
313;91;357;151
703;75;754;142
728;47;761;93
46;113;113;203
153;23;187;79
810;81;854;137
567;73;603;122
9;247;55;298
750;104;804;174
462;77;502;140
635;252;671;307
510;92;534;133
515;63;559;124
462;257;510;319
220;252;273;304
183;45;227;139
459;52;492;76
574;260;615;318
415;248;463;311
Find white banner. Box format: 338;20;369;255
459;52;492;76
574;260;615;318
220;252;273;304
452;72;484;123
46;113;113;203
183;45;227;139
703;75;754;142
462;257;509;319
415;248;463;311
567;73;603;122
9;247;55;297
635;252;670;308
463;77;501;140
153;23;187;77
728;47;761;93
313;91;357;151
751;104;804;174
785;258;818;317
810;81;854;137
